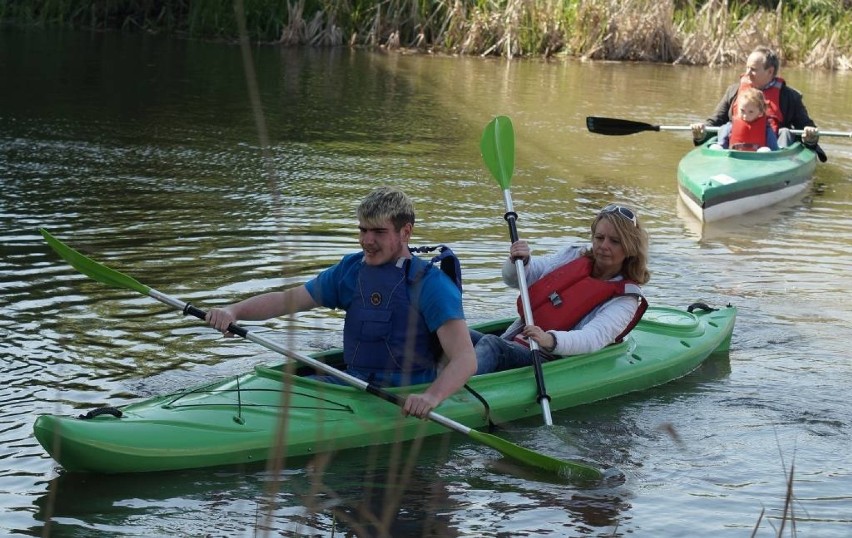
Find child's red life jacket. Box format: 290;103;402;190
730;115;769;151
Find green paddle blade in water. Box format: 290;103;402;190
468;429;602;481
40;228;151;295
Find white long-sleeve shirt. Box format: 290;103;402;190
500;244;642;356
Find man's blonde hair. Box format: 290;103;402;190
357;187;415;230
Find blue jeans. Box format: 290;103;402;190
470;329;536;375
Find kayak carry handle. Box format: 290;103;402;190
78;407;123;420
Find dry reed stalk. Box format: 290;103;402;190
675;0;785;66
575;0;679;62
364;4;382;47
570;0;611;60
406;5;443;50
457;7;493;55
750;506;766;537
675;0;735;66
477;0;524;59
615;0;679;61
278;1;343;47
432;0;468;53
386;30;401;49
733;12;781;59
804;33;849;70
529;0;564;57
777;459;797;536
308;11;344;46
279;0;306;45
349;0;434;51
748;439;801;537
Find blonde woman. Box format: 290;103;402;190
472;203;650;374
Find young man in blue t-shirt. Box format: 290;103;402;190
206;186;476;419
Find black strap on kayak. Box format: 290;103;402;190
233;375;244;425
77;406;123;420
463;384;496;432
687;302;717;313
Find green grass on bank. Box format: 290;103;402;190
2;0;850;69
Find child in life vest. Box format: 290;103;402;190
710;87;779;152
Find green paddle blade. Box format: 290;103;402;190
468;429;602;481
40;229;151;295
480;115;515;189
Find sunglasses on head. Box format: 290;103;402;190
600;204;637;226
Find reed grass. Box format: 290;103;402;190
749;444;800;537
2;0;850;68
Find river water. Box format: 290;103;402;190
2;28;851;537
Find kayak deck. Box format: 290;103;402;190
33;304;737;474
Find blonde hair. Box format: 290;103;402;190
585;205;651;284
357;186;415;231
739;87;767;114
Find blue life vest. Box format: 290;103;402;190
342;246;461;382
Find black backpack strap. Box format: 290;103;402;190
409;245;462;292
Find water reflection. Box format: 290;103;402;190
36;438;622;537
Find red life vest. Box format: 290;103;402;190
732;76;785;133
516;256;647;344
729;115;769;151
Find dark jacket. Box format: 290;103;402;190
696;78;825;161
696;79;817;144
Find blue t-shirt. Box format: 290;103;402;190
305;252;464;332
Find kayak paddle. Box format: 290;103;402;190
586;116;851;138
810;129;852;138
39;228;603;481
480;116;554;427
585;116;719;136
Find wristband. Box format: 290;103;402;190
542;331;557;353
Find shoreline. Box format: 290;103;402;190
2;0;850;70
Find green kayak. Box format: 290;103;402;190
34;303;736;474
677;139;817;223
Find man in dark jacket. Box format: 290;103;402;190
690;47;823;159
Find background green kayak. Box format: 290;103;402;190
677;140;817;222
34;304;736;474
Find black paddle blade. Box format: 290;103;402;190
586;116;660;136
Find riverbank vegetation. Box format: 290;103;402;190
2;0;849;68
